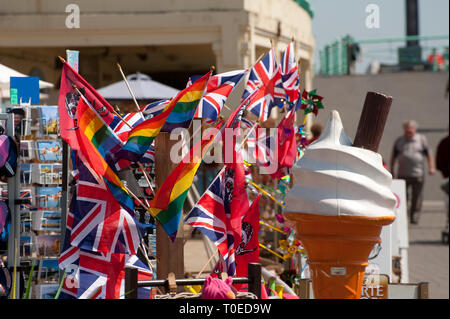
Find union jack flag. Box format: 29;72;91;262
110;112;144;143
185;146;248;276
58;192;80;299
242;48;284;121
240;118;276;167
184;170;236;274
59;246;153;299
194;70;247;123
140;99;170;119
140;144;155;164
70;154;142;255
76;250;125;299
280;42;300;103
76;250;153;299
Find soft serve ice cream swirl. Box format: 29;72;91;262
285;110;396;219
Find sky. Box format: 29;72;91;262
309;0;450;74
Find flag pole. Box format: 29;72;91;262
115;63;161;192
259;220;289;235
116;63;142;113
124;184;150;211
249;180;285;208
71;85;155;197
110;107;156;195
195;249;218;279
259;242;286;261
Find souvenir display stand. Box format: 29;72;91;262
0;106;63;298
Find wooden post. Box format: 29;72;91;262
353;91;393;152
418;282;429;299
298;279;311;299
154;132;184;290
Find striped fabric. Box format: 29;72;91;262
161;71;211;132
280;42;300;103
76;96;134;214
140;99;170;119
114;71;212;170
148;120;223;241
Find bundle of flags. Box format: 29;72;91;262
55;40;324;298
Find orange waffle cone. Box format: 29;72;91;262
285;213;395;299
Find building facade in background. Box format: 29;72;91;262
0;0;315;115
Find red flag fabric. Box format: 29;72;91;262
224;143;249;251
58;62;116;150
277;110;297;168
234;194;261;291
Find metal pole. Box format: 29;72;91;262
60;140;69;264
3;112;21;299
248;263;262;298
125;267;138;299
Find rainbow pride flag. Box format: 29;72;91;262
161;71;211;132
114;71;211;170
76;96;134;213
149;120;223;241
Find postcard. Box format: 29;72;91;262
19;188;34;210
20;234;34;257
39;106;59;135
37;187;61;209
36;283;59;299
36;140;62;161
35;234;60;257
32;210;61;232
20;140;35;161
20;163;33;184
37;258;59;283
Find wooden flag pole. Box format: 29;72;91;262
117;63;141;113
195;249;218;279
110;108;155;194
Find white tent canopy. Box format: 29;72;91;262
0;63;54;101
97;72;179;100
0;63;54;90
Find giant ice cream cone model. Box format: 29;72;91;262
284;110;396;299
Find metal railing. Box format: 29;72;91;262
125;262;262;299
319;34;449;76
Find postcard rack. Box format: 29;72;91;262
0;106;63;298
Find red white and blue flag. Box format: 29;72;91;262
59;247;153;299
184;170;236;275
242;49;284;121
140;144;155;164
280;42;300;103
76;250;125;299
76;250;153;299
185;144;248;276
194;70;247;123
240;118;275;167
110;112;144;143
70;154;142;255
140;99;170;119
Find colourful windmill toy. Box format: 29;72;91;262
300;89;324;116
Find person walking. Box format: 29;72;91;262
390;120;435;224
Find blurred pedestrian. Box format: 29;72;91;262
436;135;449;179
390;120;435;224
436;134;449;234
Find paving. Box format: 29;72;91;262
407;203;449;299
